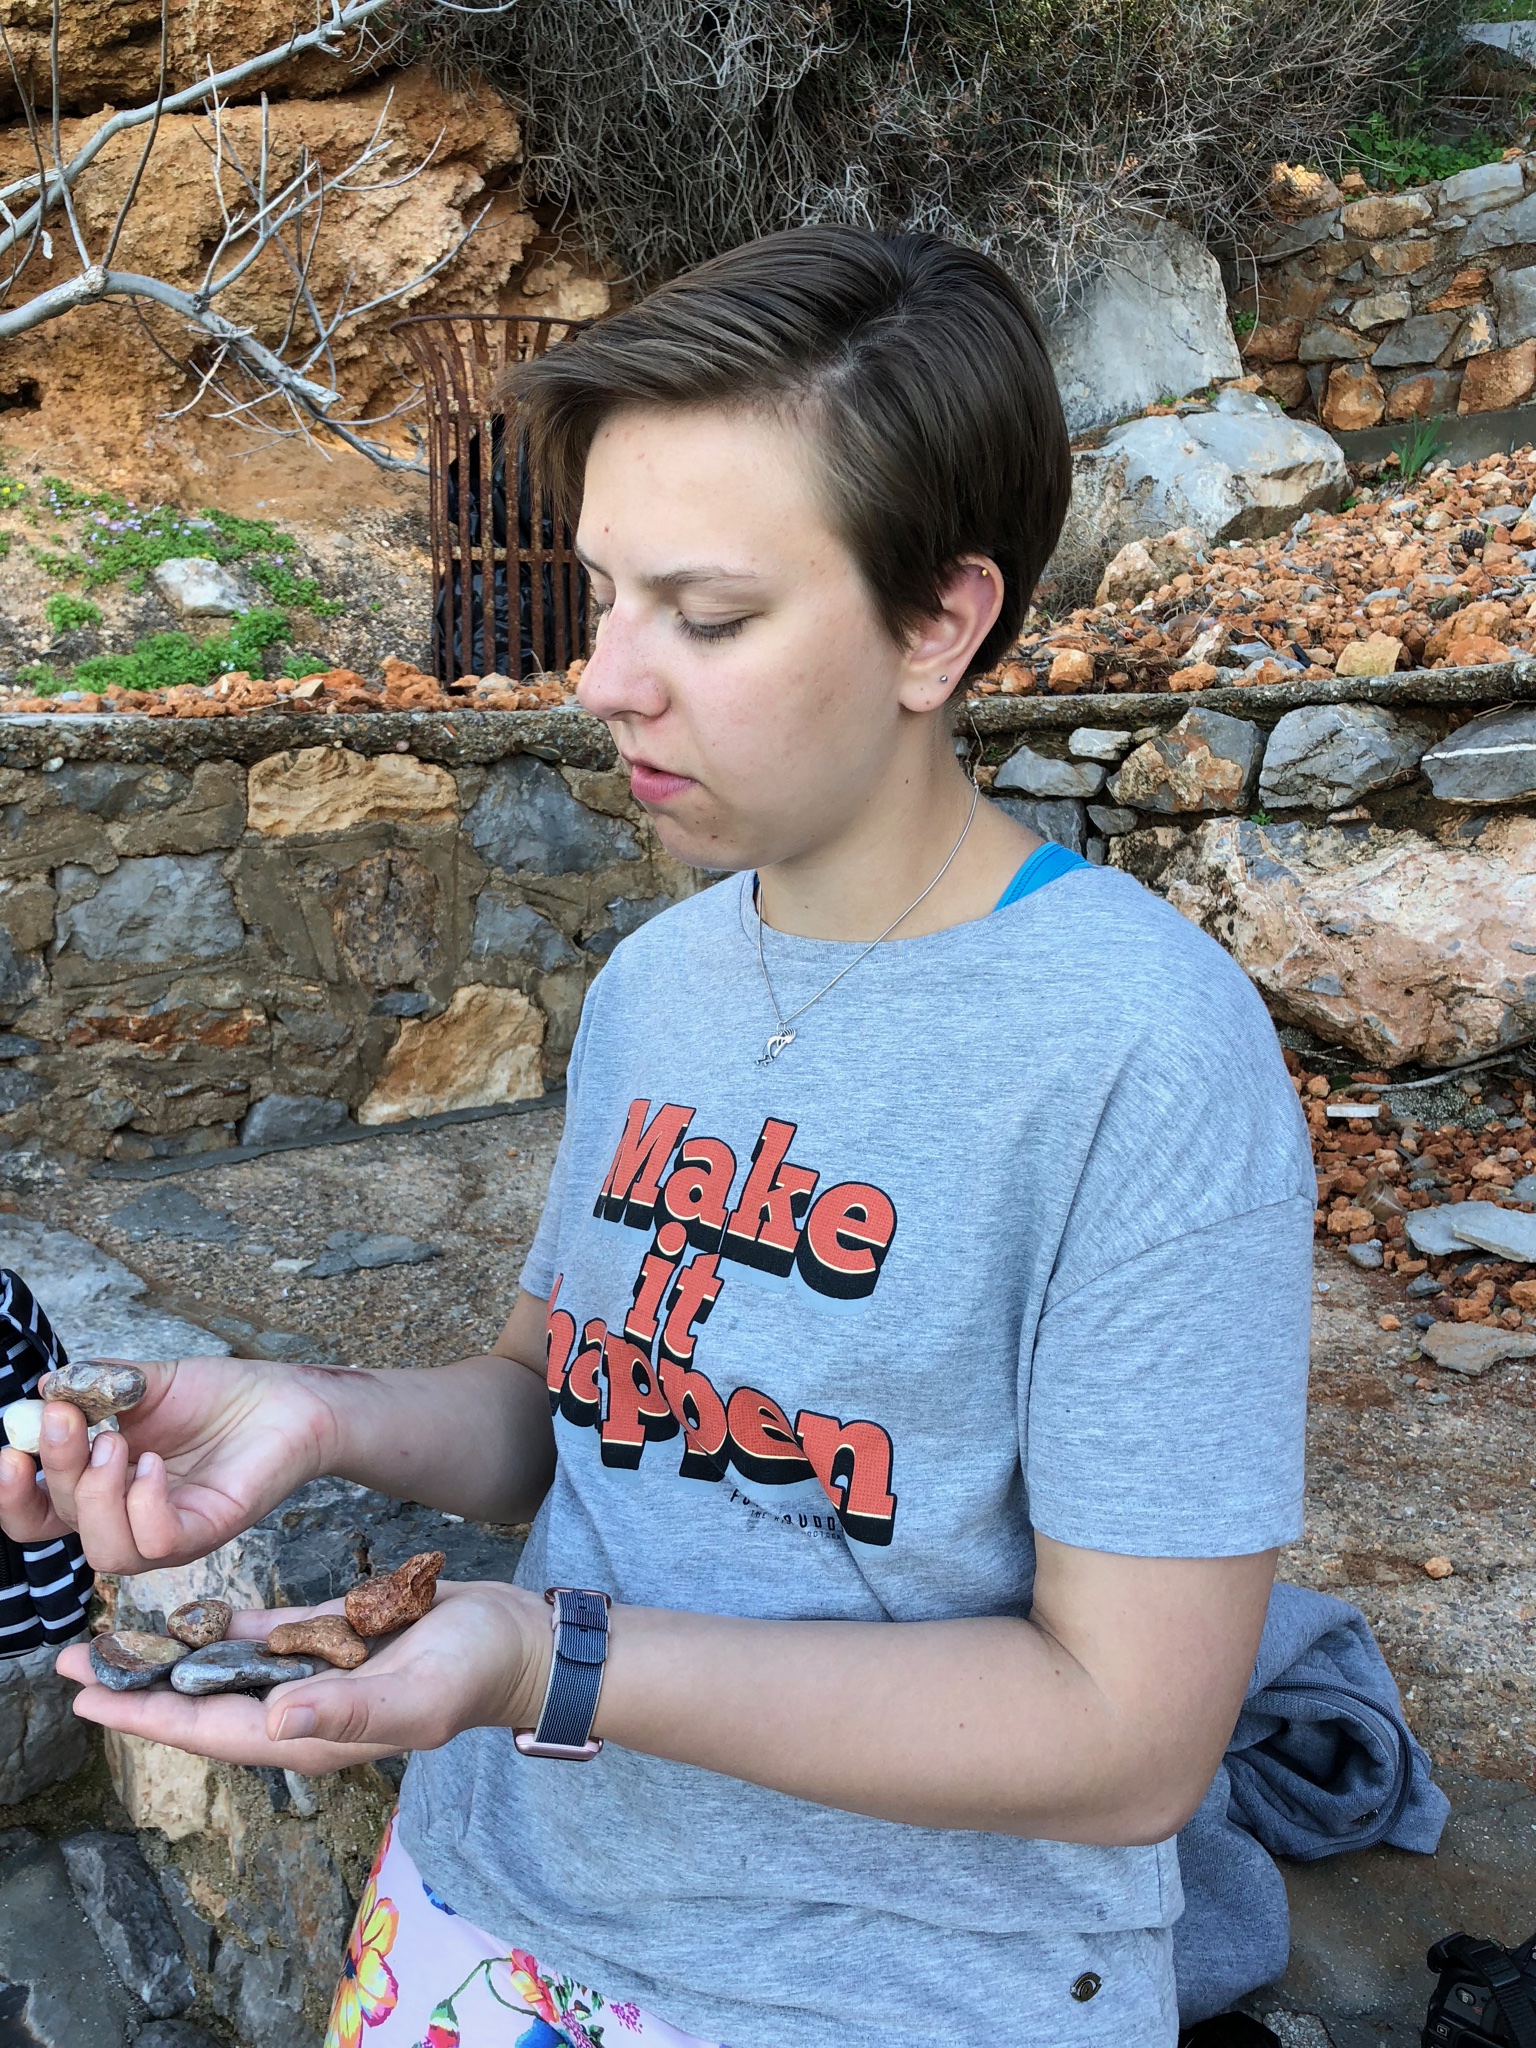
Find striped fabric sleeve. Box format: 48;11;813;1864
0;1268;95;1652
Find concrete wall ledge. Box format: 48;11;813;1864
0;705;618;773
968;659;1536;736
4;661;1532;767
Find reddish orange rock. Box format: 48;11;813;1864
268;1615;369;1668
344;1551;446;1637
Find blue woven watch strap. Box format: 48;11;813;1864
534;1589;609;1750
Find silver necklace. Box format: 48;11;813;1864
752;782;980;1065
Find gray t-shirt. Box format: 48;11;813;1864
399;860;1314;2048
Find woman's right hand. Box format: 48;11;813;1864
0;1354;340;1574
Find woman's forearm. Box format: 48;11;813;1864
586;1545;1274;1845
307;1354;555;1525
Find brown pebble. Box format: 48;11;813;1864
167;1597;233;1649
267;1615;368;1669
38;1360;147;1425
344;1550;445;1637
1423;1556;1455;1580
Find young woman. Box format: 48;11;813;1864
0;227;1313;2048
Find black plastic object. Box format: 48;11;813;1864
1424;1932;1536;2047
0;1269;95;1653
434;416;589;680
1179;2014;1282;2047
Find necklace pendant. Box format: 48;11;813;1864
757;1029;796;1066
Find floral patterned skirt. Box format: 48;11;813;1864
325;1812;729;2048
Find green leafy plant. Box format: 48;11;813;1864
1231;308;1258;336
1393;417;1446;481
281;653;331;679
1251;809;1273;825
0;473;25;511
70;608;290;694
43;592;102;635
17;662;63;693
1342;109;1506;190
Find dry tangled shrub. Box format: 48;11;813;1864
420;0;1466;307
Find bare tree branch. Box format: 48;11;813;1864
0;0;396;269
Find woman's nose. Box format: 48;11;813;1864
575;609;666;723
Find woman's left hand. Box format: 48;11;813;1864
55;1580;555;1776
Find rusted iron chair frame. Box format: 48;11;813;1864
392;313;592;683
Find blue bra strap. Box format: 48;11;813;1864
993;839;1091;912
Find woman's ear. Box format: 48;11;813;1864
897;555;1005;713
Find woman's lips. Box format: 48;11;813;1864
626;760;696;805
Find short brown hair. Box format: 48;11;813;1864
508;225;1070;677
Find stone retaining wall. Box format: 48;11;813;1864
1251;155;1536;432
0;709;694;1162
2;669;1534;1159
978;664;1536;1069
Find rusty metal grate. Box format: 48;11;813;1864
392;314;592;683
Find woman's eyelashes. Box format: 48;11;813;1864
678;614;748;643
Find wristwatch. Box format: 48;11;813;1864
513;1587;611;1761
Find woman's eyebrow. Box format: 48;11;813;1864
574;549;759;593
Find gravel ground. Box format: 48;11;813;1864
4;1113;1531;1792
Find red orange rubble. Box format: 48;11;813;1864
971;446;1536;697
1292;1050;1536;1328
4;656;584;718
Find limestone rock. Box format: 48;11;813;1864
55;854;244;965
1069;728;1134;762
1348;289;1411;331
238;1093;351;1148
1450;306;1498;362
470;895;581;975
1258;705;1432;809
60;1832;194;2018
1450;1204;1536;1263
247;746;456;835
1370;313;1462;369
0;1831;138;2048
1299;324;1372;363
466;755;641;875
359;982;544;1123
150;558;247;618
1459;340;1536;413
1461;190;1536;256
1438;160;1526;216
1495;264;1536;346
1046;220;1242;437
1342;194;1432;238
1060;393;1348;573
103;1730;213;1841
0;1641;91;1804
1421;706;1536;803
1322;364;1385;432
1161;815;1536;1066
1266;163;1343;222
990;795;1088;855
1094;525;1206;605
1419;1323;1536;1375
1241;319;1303;364
1107;710;1262;813
1386;371;1460;421
0;1217;228;1363
994;744;1103;799
1333;634;1402;678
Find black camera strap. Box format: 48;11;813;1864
1460;1937;1536;2048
